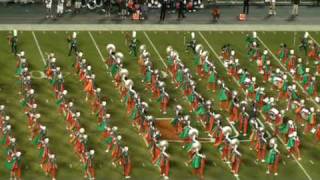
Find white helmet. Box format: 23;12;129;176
252;31;257;38
106;44;116;53
117;135;122;140
35;113;41;119
49;154;55;159
132;31;136;38
222;126;232;134
106;114;111;118
188;128;199;137
263;50;268;55
13;29;18;37
63;90;68;95
230;138;240;145
68;102;74;107
90;149;95;155
191;141;201;151
72;32;77;38
306;68;310;73
191;32;195;39
112;126;118;131
159;140;169;149
16;151;21;157
290;49;294;55
79;128;85;133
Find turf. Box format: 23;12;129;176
0;30;319;180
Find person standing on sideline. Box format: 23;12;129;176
270;0;276;15
266;0;276;16
56;0;64;17
45;0;53;19
160;0;167;21
103;0;112;16
177;0;185;20
243;0;249;15
292;0;300;16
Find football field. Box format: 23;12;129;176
1;29;320;180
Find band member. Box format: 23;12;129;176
68;32;78;56
129;31;138;57
266;138;280;176
187;141;206;179
231;139;241;177
186;32;197;53
8;29;18;54
84;150;95;179
5;151;22;180
287;131;301;160
155;140;170;179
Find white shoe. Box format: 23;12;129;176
266;170;270;174
274;173;278;176
164;176;169;180
125;176;131;179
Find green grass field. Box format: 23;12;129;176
0;30;320;180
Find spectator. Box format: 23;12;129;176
160;0;167;21
45;0;53;19
270;0;276;15
211;5;220;22
177;0;185;20
65;0;72;12
102;0;112;16
266;0;276;16
292;0;300;16
56;0;64;17
243;0;249;15
119;0;127;19
74;0;82;14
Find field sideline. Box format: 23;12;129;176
0;30;319;180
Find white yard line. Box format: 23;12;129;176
88;31;109;70
143;32;168;69
256;35;320;110
200;32;313;180
155;118;173;120
32;31;46;65
144;31;241;180
309;34;320;47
